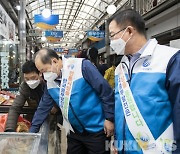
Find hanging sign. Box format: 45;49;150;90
45;30;63;42
34;14;59;29
54;48;64;52
87;30;105;41
68;49;78;53
29;29;43;37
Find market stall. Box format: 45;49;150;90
0;89;61;154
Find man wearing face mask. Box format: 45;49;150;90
109;9;180;154
5;60;45;132
29;48;114;154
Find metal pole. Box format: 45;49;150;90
105;19;110;66
18;0;26;82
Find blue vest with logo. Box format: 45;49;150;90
115;39;178;153
47;58;105;133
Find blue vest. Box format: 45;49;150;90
115;39;178;153
47;58;105;133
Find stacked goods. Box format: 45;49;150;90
0;114;31;132
0;114;6;132
16;116;31;132
0;91;16;105
0;90;31;132
16;122;29;132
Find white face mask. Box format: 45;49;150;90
26;80;40;89
110;28;132;55
110;38;126;55
43;72;58;82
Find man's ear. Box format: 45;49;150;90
127;26;136;36
52;58;58;64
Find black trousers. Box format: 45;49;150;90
67;130;111;154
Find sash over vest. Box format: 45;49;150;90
47;58;105;133
115;39;178;154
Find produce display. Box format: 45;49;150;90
0;90;41;153
0;91;16;105
0;114;31;132
0;90;31;132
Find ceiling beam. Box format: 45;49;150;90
27;1;104;14
91;0;125;29
49;0;52;10
28;8;100;21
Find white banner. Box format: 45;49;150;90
0;4;15;41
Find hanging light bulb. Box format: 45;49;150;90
79;34;84;39
16;5;21;11
106;4;117;15
41;36;47;42
42;8;51;18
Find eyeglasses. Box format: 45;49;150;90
109;28;126;39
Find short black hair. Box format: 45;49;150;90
22;60;39;74
35;48;59;64
88;47;98;60
109;9;146;36
81;49;88;59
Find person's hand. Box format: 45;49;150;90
104;119;114;137
50;106;58;114
112;145;118;154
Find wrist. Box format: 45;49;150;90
105;118;114;122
